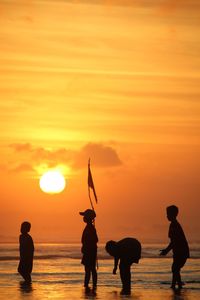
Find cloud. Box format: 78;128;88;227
157;0;198;15
10;163;34;173
73;143;122;168
0;164;7;172
7;142;122;173
9;143;74;163
9;143;32;152
32;147;74;163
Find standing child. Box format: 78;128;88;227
79;209;98;292
18;221;34;283
160;205;189;289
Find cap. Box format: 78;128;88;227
79;209;96;220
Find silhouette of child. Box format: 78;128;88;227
79;209;98;291
105;237;141;295
18;221;34;283
160;205;189;289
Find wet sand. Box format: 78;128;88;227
0;282;199;300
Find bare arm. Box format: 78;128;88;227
160;242;172;256
113;256;119;274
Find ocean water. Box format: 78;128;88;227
0;243;199;300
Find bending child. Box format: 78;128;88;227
105;237;141;295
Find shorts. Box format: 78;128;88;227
172;256;187;272
81;251;97;268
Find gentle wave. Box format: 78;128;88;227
1;244;200;261
1;254;200;261
161;280;200;284
0;256;19;261
0;255;109;261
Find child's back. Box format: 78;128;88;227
18;221;34;283
169;219;189;258
160;205;189;289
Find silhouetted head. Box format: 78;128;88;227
105;240;117;257
79;209;96;223
21;221;31;234
166;205;179;221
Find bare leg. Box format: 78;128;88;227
91;267;97;289
172;258;184;289
120;264;131;294
84;266;91;288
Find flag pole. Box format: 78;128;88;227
88;185;94;211
88;158;98;269
88;158;95;210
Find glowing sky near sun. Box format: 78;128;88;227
0;0;200;243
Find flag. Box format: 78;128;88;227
88;159;98;203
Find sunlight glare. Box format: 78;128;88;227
39;170;66;194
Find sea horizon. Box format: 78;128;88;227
1;237;200;244
1;242;200;259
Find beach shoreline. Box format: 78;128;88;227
0;282;199;300
0;244;199;300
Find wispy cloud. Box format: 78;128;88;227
10;143;32;152
11;163;34;173
158;0;199;14
73;142;122;168
7;142;122;173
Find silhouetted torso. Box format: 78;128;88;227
82;223;98;247
19;233;34;274
115;238;141;265
81;223;98;266
169;220;189;258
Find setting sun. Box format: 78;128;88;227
39;170;66;194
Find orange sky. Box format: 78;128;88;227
0;0;200;244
